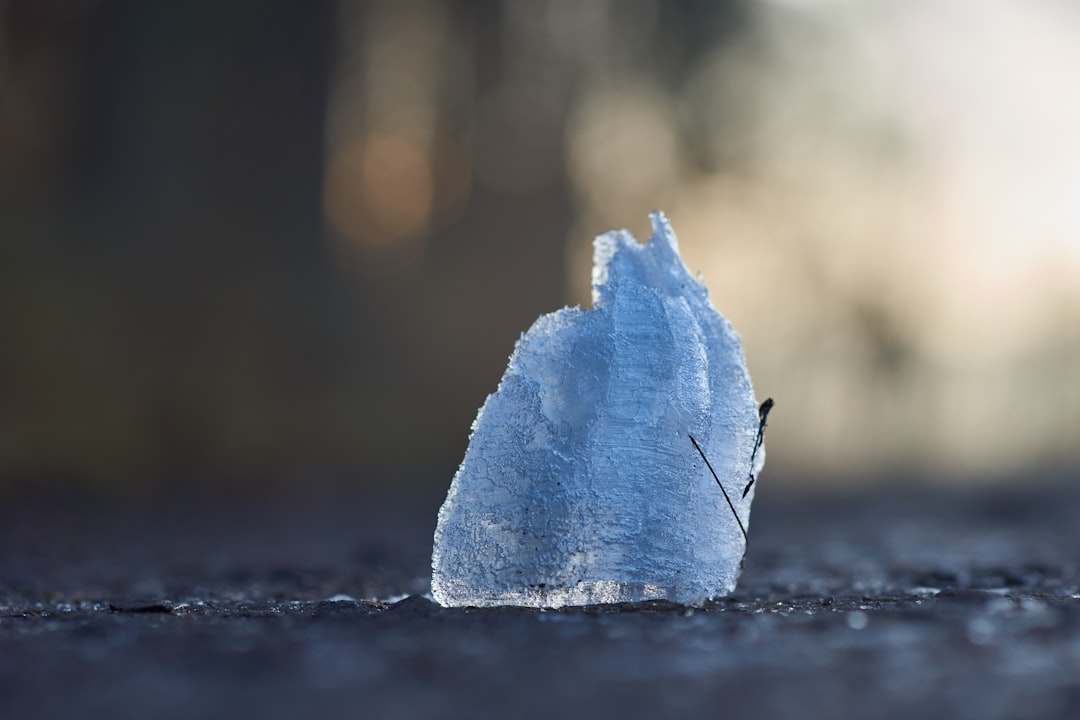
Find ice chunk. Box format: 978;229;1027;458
431;211;766;608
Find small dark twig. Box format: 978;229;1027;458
742;398;774;498
689;434;747;543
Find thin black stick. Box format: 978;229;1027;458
742;398;774;498
689;434;747;543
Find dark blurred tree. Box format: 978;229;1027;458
0;1;338;484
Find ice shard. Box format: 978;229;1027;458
431;211;765;608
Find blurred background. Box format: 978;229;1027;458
2;0;1079;498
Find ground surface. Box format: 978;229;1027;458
1;482;1078;720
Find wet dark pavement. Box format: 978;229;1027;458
2;482;1078;719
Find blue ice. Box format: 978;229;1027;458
432;212;765;607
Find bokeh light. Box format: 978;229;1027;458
2;0;1078;492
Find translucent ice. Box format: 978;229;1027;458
431;212;765;608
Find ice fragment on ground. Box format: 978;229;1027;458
431;211;764;608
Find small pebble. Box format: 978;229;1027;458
847;611;869;630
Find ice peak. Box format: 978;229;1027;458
591;210;694;309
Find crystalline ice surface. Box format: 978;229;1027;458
431;211;764;608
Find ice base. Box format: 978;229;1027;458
432;211;764;608
434;579;707;609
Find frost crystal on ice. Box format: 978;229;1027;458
431;211;765;608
